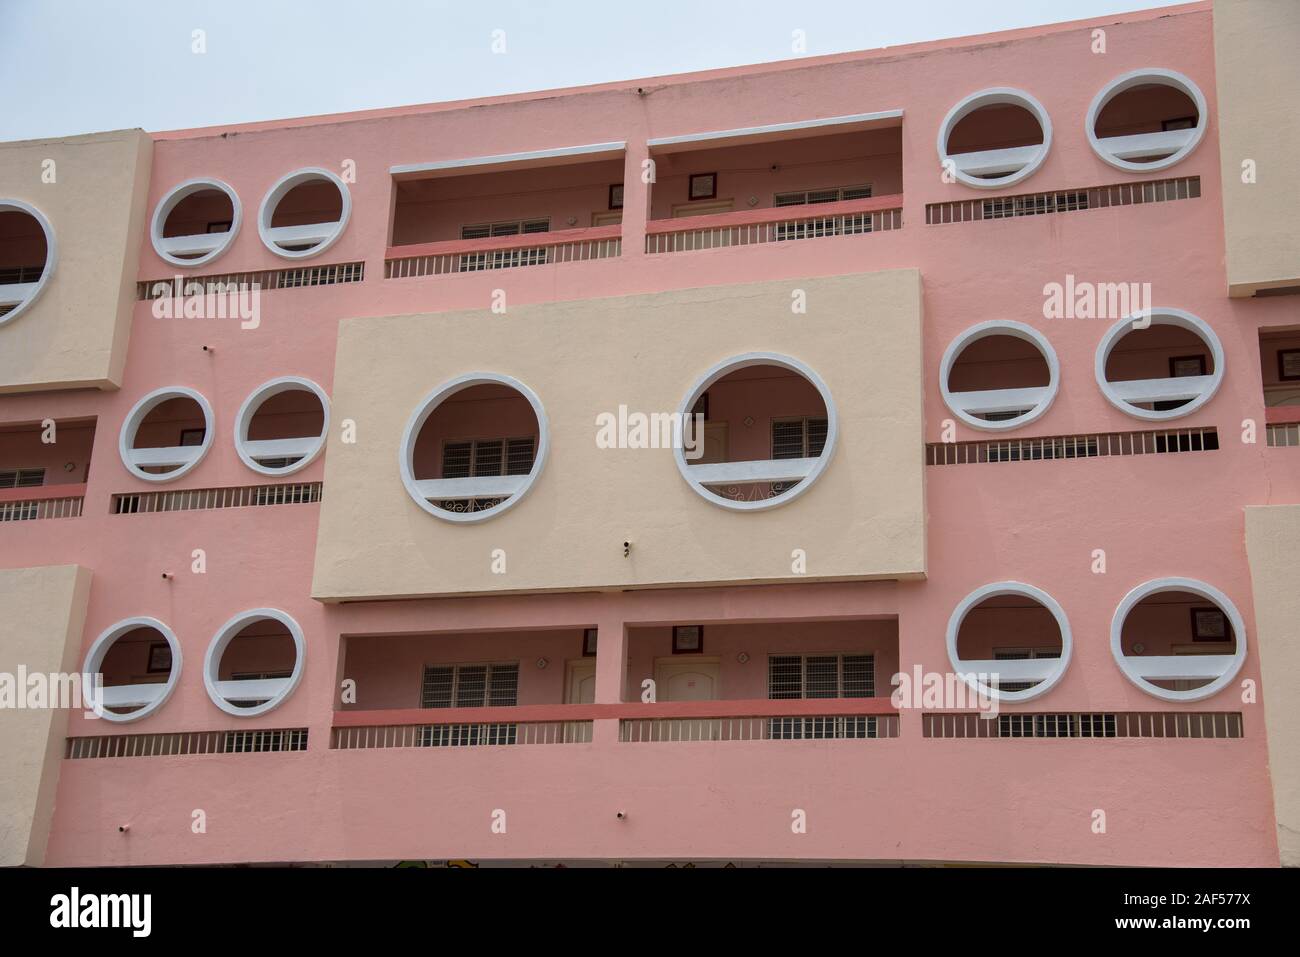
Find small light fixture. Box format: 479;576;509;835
736;652;750;664
623;540;631;557
566;216;578;227
743;415;755;428
536;657;549;670
746;195;759;207
1133;642;1145;655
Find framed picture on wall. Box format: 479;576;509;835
582;628;598;657
1279;349;1300;381
608;184;624;210
206;220;233;233
1190;607;1228;641
1169;354;1207;378
179;428;205;446
1162;116;1197;132
147;642;172;674
688;172;717;201
672;625;704;654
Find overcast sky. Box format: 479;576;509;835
0;0;1190;140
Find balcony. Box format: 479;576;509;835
0;417;94;522
386;149;624;278
645;116;902;255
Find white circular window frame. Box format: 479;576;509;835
946;581;1073;703
118;386;215;483
1095;307;1223;422
149;178;242;268
674;352;838;512
1086;68;1208;173
399;372;550;524
0;198;57;329
940;321;1060;432
234;376;330;477
937;88;1053;190
1110;577;1246;703
257;167;351;260
204;608;306;717
83;616;182;724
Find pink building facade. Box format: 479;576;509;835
2;0;1300;867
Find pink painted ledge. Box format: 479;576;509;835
1265;406;1300;425
386;224;622;261
0;483;86;503
645;194;904;234
335;697;899;728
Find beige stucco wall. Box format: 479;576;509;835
1214;0;1300;297
313;271;925;601
0;565;91;866
1245;506;1300;866
0;129;152;392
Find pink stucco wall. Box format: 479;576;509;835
1;1;1291;865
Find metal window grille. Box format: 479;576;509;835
110;482;322;514
436;437;534;512
922;711;1243;739
137;262;363;300
925;176;1200;225
926;426;1219;466
66;728;309;759
0;467;45;488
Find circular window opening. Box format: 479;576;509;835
938;89;1052;189
204;609;305;717
151;179;241;268
1095;309;1223;421
674;352;836;511
258;168;350;259
946;583;1071;702
235;377;329;476
941;321;1059;431
400;373;548;523
1111;578;1245;702
1087;70;1207;172
0;199;57;328
83;617;182;723
119;386;214;483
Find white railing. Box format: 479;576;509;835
646;200;901;254
111;481;322;514
923;711;1242;740
331;721;591;749
0;494;84;521
620;714;899;742
66;728;309;759
385;229;621;279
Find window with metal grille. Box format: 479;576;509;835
774;185;872;207
460;219;551;240
768;654;876;738
996;713;1117;738
992;647;1061;693
421;662;519;709
437;437;534;512
770;417;827;493
223;728;308;753
0;467;45;488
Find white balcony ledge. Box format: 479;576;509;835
688;456;818;486
98;683;167;709
413;475;528;500
1097;128;1194;161
950;144;1044;178
953;657;1057;681
1126;654;1236;682
0;282;38;307
242;436;320;462
155;233;227;257
126;445;203;469
264;223;340;248
948;385;1051;416
215;677;292;703
1107;374;1215;405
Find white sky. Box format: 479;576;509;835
0;0;1191;140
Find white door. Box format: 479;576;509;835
565;661;596;704
653;658;721;740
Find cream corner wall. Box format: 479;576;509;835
0;129;152;392
313;270;925;601
1213;0;1300;297
1245;506;1300;866
0;564;91;866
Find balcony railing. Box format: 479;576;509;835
384;225;622;279
332;697;900;749
0;483;85;522
645;194;902;254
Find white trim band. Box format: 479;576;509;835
648;110;904;150
391;142;627;177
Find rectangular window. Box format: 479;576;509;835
767;654;876;739
459;220;551;272
439;437;535;511
771;418;828;493
0;467;45;489
992;647;1060;692
419;662;520;747
774;185;872;207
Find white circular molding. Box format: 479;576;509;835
937;88;1053;189
945;581;1073;703
0;198;57;329
150;178;242;268
1110;577;1246;703
203;608;306;717
674;352;837;512
234;376;330;477
82;617;182;723
1086;69;1208;173
1094;308;1223;421
940;321;1059;431
118;386;215;483
399;372;550;524
257;167;351;260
